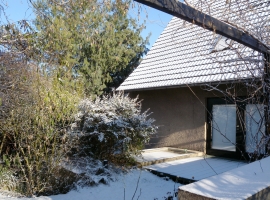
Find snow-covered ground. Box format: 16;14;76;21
179;156;270;199
0;169;182;200
3;154;269;200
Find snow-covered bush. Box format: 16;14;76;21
70;92;157;162
62;157;121;186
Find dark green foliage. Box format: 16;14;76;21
105;45;149;93
33;0;149;96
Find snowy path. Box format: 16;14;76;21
0;169;182;200
144;156;247;181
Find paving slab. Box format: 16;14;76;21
135;148;247;185
178;156;270;200
144;156;247;182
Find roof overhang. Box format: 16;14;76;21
118;78;261;92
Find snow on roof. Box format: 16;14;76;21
117;0;269;91
178;156;270;200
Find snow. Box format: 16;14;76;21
134;148;203;166
144;157;247;181
179;156;270;200
0;169;182;200
135;151;184;162
2;154;269;200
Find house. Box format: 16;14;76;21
117;0;270;159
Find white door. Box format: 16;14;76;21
245;104;265;154
212;105;236;151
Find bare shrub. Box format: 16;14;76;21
0;52;82;196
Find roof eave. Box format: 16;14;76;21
117;78;261;92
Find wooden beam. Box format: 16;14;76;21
134;0;270;54
264;53;270;136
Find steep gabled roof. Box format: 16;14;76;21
117;0;269;91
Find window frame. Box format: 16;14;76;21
206;97;247;159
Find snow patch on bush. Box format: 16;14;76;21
70;92;157;161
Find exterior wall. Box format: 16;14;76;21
130;87;209;152
247;187;270;200
129;85;248;152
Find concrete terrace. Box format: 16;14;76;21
135;148;247;185
136;148;270;198
178;156;270;199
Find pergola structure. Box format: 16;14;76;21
134;0;269;54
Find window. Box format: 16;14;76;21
210;36;233;53
245;104;265;154
212;104;236;152
207;98;266;158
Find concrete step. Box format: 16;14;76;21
135;147;204;167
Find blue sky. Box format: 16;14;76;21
1;0;172;48
129;3;172;47
1;0;35;23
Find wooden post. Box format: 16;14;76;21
264;52;270;149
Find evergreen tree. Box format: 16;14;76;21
33;0;149;96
